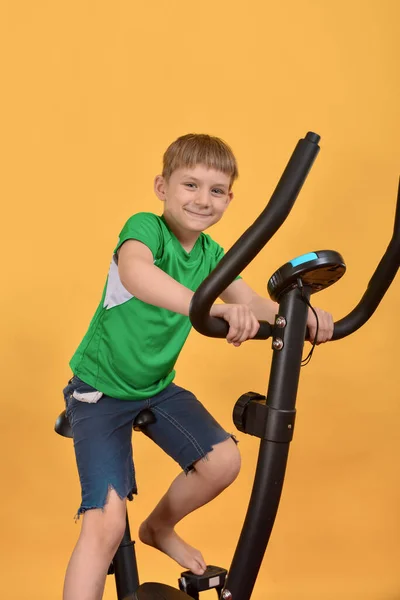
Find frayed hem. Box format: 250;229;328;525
74;505;104;522
183;433;239;475
73;483;137;521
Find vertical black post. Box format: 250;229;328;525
224;285;310;600
113;514;140;599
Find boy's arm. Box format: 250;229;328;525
118;240;194;315
118;240;259;345
119;243;332;344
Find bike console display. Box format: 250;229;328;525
267;250;346;302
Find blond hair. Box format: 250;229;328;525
162;134;238;187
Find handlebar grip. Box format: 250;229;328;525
191;316;273;340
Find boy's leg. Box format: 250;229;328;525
63;490;127;600
62;377;145;600
140;437;240;575
139;384;241;575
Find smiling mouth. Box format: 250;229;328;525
184;209;212;217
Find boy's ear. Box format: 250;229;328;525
154;175;167;201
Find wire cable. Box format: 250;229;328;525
297;278;319;366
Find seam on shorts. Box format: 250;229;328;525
152;405;207;458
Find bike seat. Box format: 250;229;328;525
133;408;156;431
134;582;192;599
54;411;72;438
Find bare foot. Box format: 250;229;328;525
139;520;207;576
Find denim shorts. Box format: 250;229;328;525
63;376;235;518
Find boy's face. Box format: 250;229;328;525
154;165;233;234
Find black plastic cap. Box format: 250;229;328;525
306;132;320;144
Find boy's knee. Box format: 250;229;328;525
197;437;241;488
81;489;127;552
104;511;127;546
219;438;241;484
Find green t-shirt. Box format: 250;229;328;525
70;212;227;400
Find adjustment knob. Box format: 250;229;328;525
233;393;264;432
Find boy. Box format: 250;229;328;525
63;134;333;600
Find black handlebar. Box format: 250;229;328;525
189;132;321;339
332;177;400;340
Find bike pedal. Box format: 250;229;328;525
179;565;227;596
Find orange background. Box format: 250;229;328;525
1;1;399;599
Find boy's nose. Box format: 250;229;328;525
194;192;210;207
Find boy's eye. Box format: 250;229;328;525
184;182;197;188
212;188;225;195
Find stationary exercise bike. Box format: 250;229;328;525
55;132;400;599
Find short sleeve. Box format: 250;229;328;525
114;213;163;259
